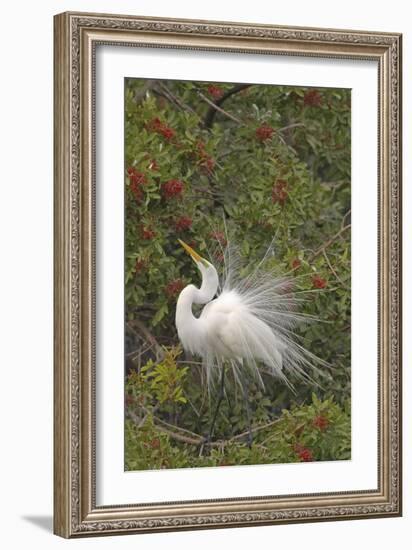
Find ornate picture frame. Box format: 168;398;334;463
53;11;402;538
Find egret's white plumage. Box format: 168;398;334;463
175;239;325;392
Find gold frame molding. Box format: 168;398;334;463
53;11;402;538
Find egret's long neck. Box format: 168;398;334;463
196;265;219;304
175;266;219;350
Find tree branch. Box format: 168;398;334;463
277;122;305;132
203;84;251;128
127;318;165;361
197;91;243;125
311;223;351;260
322;249;349;289
156;82;200;118
128;406;283;448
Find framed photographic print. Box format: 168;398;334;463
53;11;402;537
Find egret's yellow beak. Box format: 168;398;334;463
178;239;203;262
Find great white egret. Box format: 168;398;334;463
175;238;325;442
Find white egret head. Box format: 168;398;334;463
177;239;219;304
178;239;212;275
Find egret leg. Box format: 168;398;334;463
241;382;253;448
207;366;226;443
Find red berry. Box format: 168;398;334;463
146;118;175;140
255;124;274;142
147;117;163;131
165;279;185;298
294;444;314;462
150;438;160;449
127;167;146;184
175;216;193;231
207;85;224;99
133;173;147;186
134;259;146;273
312;275;327;289
303;89;322;107
313;415;329;431
272;179;288;206
130;183;143;203
159;126;175;140
298;448;314;462
141;227;156;240
195;141;215;173
291;258;301;270
162;179;184;199
203;156;215;172
210;231;227;246
127;167;147;203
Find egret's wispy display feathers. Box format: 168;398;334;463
176;235;327;394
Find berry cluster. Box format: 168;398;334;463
312;274;327;289
127;167;147;203
141;227;156;240
294;444;314;462
303;89;323;107
255;124;274;142
134;259;146;274
149;438;160;449
210;230;227;247
313;415;329;431
207;85;224;100
162;179;184;199
214;252;225;263
147;117;176;140
165;279;185;298
175;216;193;231
271;179;288;206
196;141;215;173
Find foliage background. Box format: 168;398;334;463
124;78;351;470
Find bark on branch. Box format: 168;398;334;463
127;318;165;361
203;84;251;128
127;407;282;448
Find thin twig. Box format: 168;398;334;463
228;417;282;443
128;409;203;445
204;84;251;127
197;91;243;124
126;342;152;361
140;405;204;440
128;405;284;448
177;360;203;366
127;319;165;361
341;208;351;230
322;249;349;289
277;122;305;132
157;82;200;118
126;406;159;429
311;224;351;260
155;424;203;445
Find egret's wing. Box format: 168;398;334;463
199;234;329;390
200;290;287;389
220;308;289;387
